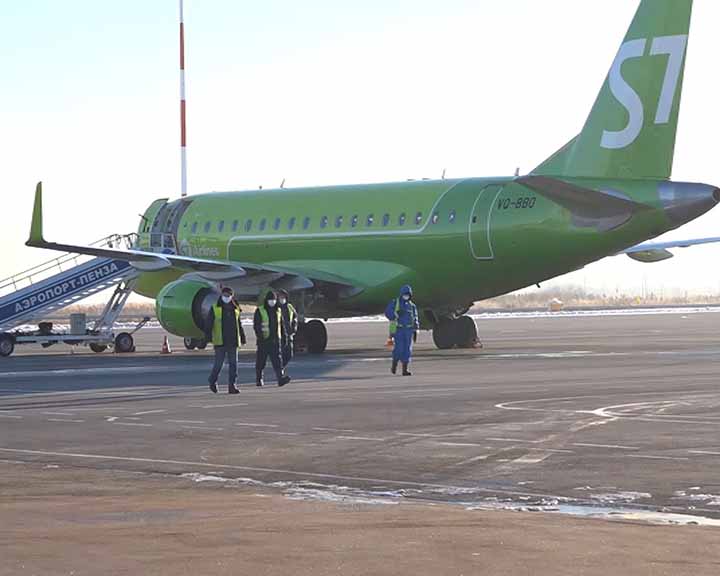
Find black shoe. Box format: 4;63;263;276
209;382;218;394
402;363;412;376
228;385;240;394
256;379;264;387
278;375;291;387
391;360;398;375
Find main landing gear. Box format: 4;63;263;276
432;316;480;350
183;337;208;351
295;319;327;354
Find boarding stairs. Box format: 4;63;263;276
0;234;140;332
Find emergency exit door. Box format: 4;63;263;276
469;184;500;260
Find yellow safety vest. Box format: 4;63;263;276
212;304;241;347
258;306;282;340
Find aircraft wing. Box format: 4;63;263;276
26;182;359;288
624;237;720;263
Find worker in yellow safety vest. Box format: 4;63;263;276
277;289;298;368
204;286;247;394
253;288;291;387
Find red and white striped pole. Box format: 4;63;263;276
179;0;188;197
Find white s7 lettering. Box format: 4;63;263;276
601;35;688;150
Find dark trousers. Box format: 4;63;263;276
208;346;238;386
256;340;284;383
282;337;294;368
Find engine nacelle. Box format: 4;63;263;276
156;280;219;339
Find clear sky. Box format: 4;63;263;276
1;0;719;298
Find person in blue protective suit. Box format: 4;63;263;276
385;284;419;376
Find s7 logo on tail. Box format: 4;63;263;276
601;35;688;150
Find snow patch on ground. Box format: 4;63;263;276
589;492;652;504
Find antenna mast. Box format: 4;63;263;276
179;0;188;197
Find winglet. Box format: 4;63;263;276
27;182;46;246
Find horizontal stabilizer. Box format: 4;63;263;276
626;249;674;263
517;175;650;219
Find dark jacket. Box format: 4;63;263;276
205;298;246;347
253;289;283;344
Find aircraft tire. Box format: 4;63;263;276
306;320;327;354
0;334;15;357
183;337;196;350
432;320;455;350
89;343;108;354
195;338;208;350
115;332;135;354
455;316;479;348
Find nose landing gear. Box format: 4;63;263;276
432;316;480;350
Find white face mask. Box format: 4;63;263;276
279;298;287;305
222;295;232;304
402;294;411;301
267;299;277;307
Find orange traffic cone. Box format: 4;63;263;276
161;335;172;354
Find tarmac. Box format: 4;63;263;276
2;309;720;574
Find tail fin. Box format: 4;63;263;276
534;0;693;180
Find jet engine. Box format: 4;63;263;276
155;280;219;338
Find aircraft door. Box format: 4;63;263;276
469;185;500;260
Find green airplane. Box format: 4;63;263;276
26;0;720;353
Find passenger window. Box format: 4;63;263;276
320;216;328;229
204;221;211;233
259;218;267;232
303;217;311;230
398;213;406;226
273;217;281;231
351;215;359;228
382;213;390;227
232;220;239;232
218;220;225;232
288;217;296;230
431;212;439;224
245;219;252;232
366;214;374;227
335;215;343;228
449;210;456;224
192;222;198;234
415;212;423;225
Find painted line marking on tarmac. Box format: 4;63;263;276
486;437;543;444
166;420;206;425
509;452;554;465
46;418;84;423
235;423;279;428
133;410;167;416
396;432;466;439
573;443;640;451
0;447;646;503
451;454;493;467
336;436;386;442
181;426;224;432
254;431;300;437
0;413;22;419
189;404;249;409
437;442;488;448
41;412;75;416
689;450;720;456
626;454;689;461
113;422;153;428
313;427;356;433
